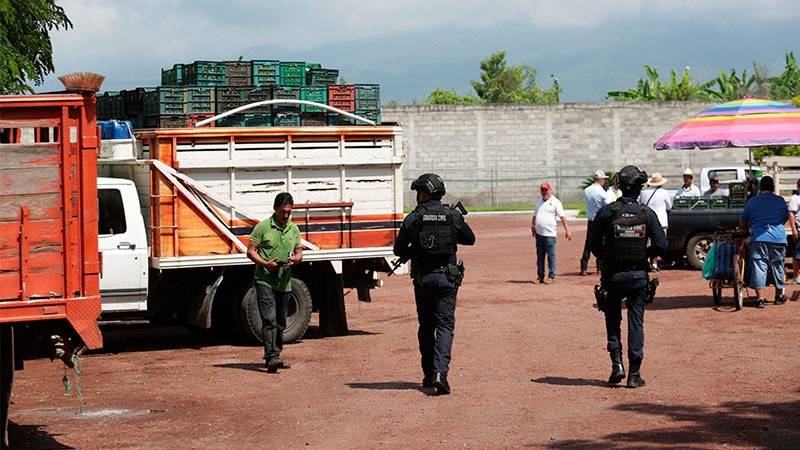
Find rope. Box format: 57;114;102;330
61;354;85;415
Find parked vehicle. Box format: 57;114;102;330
1;93;104;447
96;119;404;343
698;165;760;193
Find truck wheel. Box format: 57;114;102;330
238;278;313;345
686;234;714;270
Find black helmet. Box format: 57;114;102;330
616;165;648;190
410;173;446;196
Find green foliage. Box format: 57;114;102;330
793;96;800;107
469;51;561;104
606;65;703;101
580;171;614;190
752;145;800;164
0;0;72;94
769;52;800;100
425;89;483;104
699;63;770;101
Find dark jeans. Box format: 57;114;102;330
255;283;290;361
603;275;647;360
580;220;595;272
535;233;557;279
414;275;457;376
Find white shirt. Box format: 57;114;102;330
789;194;800;228
584;183;613;220
610;186;622;199
639;186;673;229
533;195;565;237
703;188;730;197
676;184;701;197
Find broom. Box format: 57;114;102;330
57;72;105;93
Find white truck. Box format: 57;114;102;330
96;124;405;343
698;165;761;193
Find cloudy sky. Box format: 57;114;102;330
40;0;800;102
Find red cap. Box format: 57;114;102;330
540;182;551;190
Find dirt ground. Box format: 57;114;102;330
8;213;800;449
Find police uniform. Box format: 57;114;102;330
589;166;667;388
393;174;476;395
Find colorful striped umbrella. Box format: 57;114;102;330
654;98;800;150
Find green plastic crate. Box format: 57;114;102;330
307;68;338;86
186;86;215;102
301;86;328;112
280;62;306;79
279;76;305;86
244;113;271;127
355;84;380;100
272;109;300;127
355;109;380;125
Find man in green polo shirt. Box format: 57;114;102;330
247;192;303;373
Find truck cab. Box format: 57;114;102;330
97;177;149;313
699;166;761;193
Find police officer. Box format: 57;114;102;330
589;165;667;388
393;173;475;395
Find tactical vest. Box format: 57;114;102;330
604;200;649;272
414;205;457;258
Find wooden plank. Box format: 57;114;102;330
0;143;60;169
0;270;64;300
0;165;61;196
0;193;61;221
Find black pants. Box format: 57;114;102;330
603;275;647;361
580;219;594;272
414;275;457;376
255;283;290;361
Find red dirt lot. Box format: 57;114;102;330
8;213;800;449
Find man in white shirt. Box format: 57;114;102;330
789;179;800;284
531;182;572;284
638;172;673;271
703;176;729;197
581;170;613;275
676;168;701;197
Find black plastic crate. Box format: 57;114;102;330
225;61;251;77
184;61;225;85
217;114;246;127
123;88;154;117
144;114;189;129
307;68;338;86
143;87;187;115
107;92;124;119
272;109;300;127
327;114;356;126
161;64;183;86
246;86;273;102
273;85;301;100
244;113;271;127
97;93;110;120
355;84;380;100
216;100;247;114
355;109;380;125
300;112;327;126
186;86;215;102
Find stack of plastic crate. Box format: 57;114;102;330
355;84;380;125
183;61;226;86
252;60;279;86
272;85;301;126
279;62;306;86
161;64;183;86
225;61;252;86
326;85;355;125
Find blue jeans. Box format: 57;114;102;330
749;241;785;290
535;233;557;280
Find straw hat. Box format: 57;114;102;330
648;172;668;186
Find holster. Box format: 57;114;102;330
594;283;608;313
445;260;465;287
645;277;659;305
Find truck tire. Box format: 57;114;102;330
238;278;313;345
686;234;714;270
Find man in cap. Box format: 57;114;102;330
703;176;729;197
590;165;667;388
676;168;701;197
638;173;672;271
393;173;475;395
581;170;614;275
531;182;572;283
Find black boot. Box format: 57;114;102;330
626;358;646;388
432;372;450;395
422;372;433;388
608;349;626;384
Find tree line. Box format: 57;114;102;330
424;51;800;107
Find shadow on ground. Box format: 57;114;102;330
7;422;73;449
547;399;800;448
529;376;611;388
345;381;430;394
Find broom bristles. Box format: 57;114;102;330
58;72;105;93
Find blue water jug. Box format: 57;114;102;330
100;120;133;139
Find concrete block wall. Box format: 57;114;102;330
382;102;749;207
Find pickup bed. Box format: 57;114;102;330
665;208;744;269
